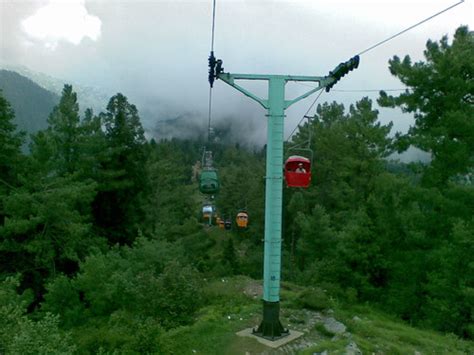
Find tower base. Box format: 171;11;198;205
252;300;289;340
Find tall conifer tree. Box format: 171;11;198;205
378;26;474;186
93;93;148;245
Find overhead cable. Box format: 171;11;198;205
286;89;324;142
207;0;217;143
293;82;409;92
356;0;465;56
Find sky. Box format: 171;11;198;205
0;0;472;149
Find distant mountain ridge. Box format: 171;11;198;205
1;64;110;115
0;69;59;134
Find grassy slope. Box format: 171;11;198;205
162;274;474;354
188;188;473;354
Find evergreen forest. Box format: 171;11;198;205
0;26;473;354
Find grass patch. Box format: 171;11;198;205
301;338;348;354
203;276;253;302
339;307;474;354
162;318;236;354
161;304;267;354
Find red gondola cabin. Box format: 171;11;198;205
284;155;311;188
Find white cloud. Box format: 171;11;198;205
21;0;101;50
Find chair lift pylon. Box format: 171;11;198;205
209;53;359;340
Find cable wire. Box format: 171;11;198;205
282;1;463;145
356;0;465;56
286;88;324;142
207;0;217;143
210;0;217;52
293;82;409;92
332;89;409;92
207;86;213;142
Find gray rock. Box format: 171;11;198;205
346;341;362;355
323;317;347;334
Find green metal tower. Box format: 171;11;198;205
212;55;359;340
217;72;328;339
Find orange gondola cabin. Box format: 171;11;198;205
284;155;311;188
236;211;249;229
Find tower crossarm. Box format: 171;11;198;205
217;72;333;110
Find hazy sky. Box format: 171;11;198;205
0;0;472;145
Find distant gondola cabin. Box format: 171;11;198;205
202;205;214;223
202;205;213;217
199;169;219;194
284;155;311;188
236;212;249;228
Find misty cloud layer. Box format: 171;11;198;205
21;0;101;49
1;0;471;147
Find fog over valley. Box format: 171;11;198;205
1;0;471;151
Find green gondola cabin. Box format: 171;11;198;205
199;168;219;194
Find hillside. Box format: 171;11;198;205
0;69;58;134
1;65;110;116
158;270;474;354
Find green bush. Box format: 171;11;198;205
41;274;86;328
297;287;331;311
0;276;76;354
73;311;172;354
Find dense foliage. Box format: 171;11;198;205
378;26;474;186
0;26;472;352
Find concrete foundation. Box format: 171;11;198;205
236;328;304;349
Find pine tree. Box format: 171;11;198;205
0;92;24;230
0;87;105;301
0;92;24;188
45;84;81;175
93;93;149;245
378;26;474;186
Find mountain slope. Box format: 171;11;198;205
1;64;110;115
0;69;59;134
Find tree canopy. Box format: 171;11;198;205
378;26;474;186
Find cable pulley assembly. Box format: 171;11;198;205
208;51;216;87
208;51;224;88
325;55;360;92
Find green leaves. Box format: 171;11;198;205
92;93;149;245
0;91;25;195
1;176;103;277
379;26;474;186
0;276;76;354
47;239;204;330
